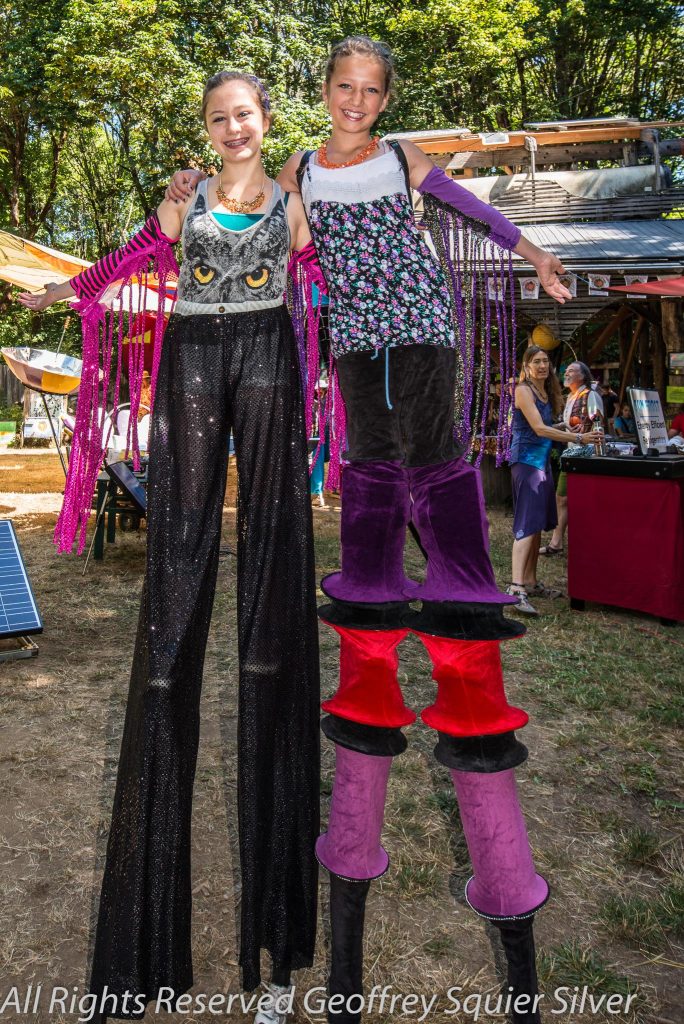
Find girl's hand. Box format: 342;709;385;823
16;282;69;311
165;169;206;203
534;251;573;304
515;237;573;304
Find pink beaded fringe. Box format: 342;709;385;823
54;243;179;554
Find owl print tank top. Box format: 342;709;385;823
175;178;290;314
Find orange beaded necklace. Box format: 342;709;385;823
316;136;380;169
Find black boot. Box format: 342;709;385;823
492;917;542;1024
327;873;371;1024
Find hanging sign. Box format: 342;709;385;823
519;277;540;300
628;387;669;454
588;273;611;295
487;277;507;302
666;386;684;403
623;275;648;298
558;274;577;296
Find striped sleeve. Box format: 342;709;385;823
70;212;179;300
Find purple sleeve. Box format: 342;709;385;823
418;166;521;250
69;212;179;300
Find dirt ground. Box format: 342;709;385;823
0;452;681;1024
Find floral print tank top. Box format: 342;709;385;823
301;145;455;358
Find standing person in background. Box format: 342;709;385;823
540;361;604;557
667;403;684;438
600;380;618;427
508;347;600;615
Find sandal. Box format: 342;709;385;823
539;544;563;557
505;584;539;617
527;582;563;600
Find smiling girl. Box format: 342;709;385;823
19;72;320;1023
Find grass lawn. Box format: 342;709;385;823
0;453;681;1023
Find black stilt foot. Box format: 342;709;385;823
328;874;371;1024
492;916;542;1024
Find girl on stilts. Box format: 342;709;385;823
18;72;321;1024
281;39;566;1024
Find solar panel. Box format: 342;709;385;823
0;520;43;638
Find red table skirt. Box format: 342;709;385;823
567;474;684;622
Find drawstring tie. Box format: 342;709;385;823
371;347;393;411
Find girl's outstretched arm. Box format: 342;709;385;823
16;202;184;312
401;140;572;304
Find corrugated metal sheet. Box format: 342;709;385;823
512;220;684;266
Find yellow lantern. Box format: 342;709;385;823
531;324;560;351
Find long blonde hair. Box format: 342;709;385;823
519;345;563;418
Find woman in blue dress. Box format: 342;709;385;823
508;345;599;615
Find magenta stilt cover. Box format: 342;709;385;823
451;768;549;918
316;746;392;881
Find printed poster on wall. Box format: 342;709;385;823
519;277;540;300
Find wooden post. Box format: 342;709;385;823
651;320;667;401
618;316;646;407
639;316;651;387
661;299;684;354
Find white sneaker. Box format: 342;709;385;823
505;584;539;617
254;983;293;1024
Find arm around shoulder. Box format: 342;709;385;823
286;190;312;252
277;151;305;193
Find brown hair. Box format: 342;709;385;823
325;36;397;101
519;345;564;418
201;72;272;124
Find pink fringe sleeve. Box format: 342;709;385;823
55;240;179;554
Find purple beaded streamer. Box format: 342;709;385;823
422;195;518;466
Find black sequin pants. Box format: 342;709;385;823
89;307;320;1017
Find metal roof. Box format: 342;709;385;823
511;219;684;270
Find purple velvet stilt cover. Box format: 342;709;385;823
323;460;418;603
409;459;517;604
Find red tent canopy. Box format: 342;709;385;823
608;276;684;296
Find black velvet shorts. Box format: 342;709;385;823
335;343;461;467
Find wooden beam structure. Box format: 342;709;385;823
445;139;684;170
409;123;684;156
587;305;633;363
404;122;684;158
